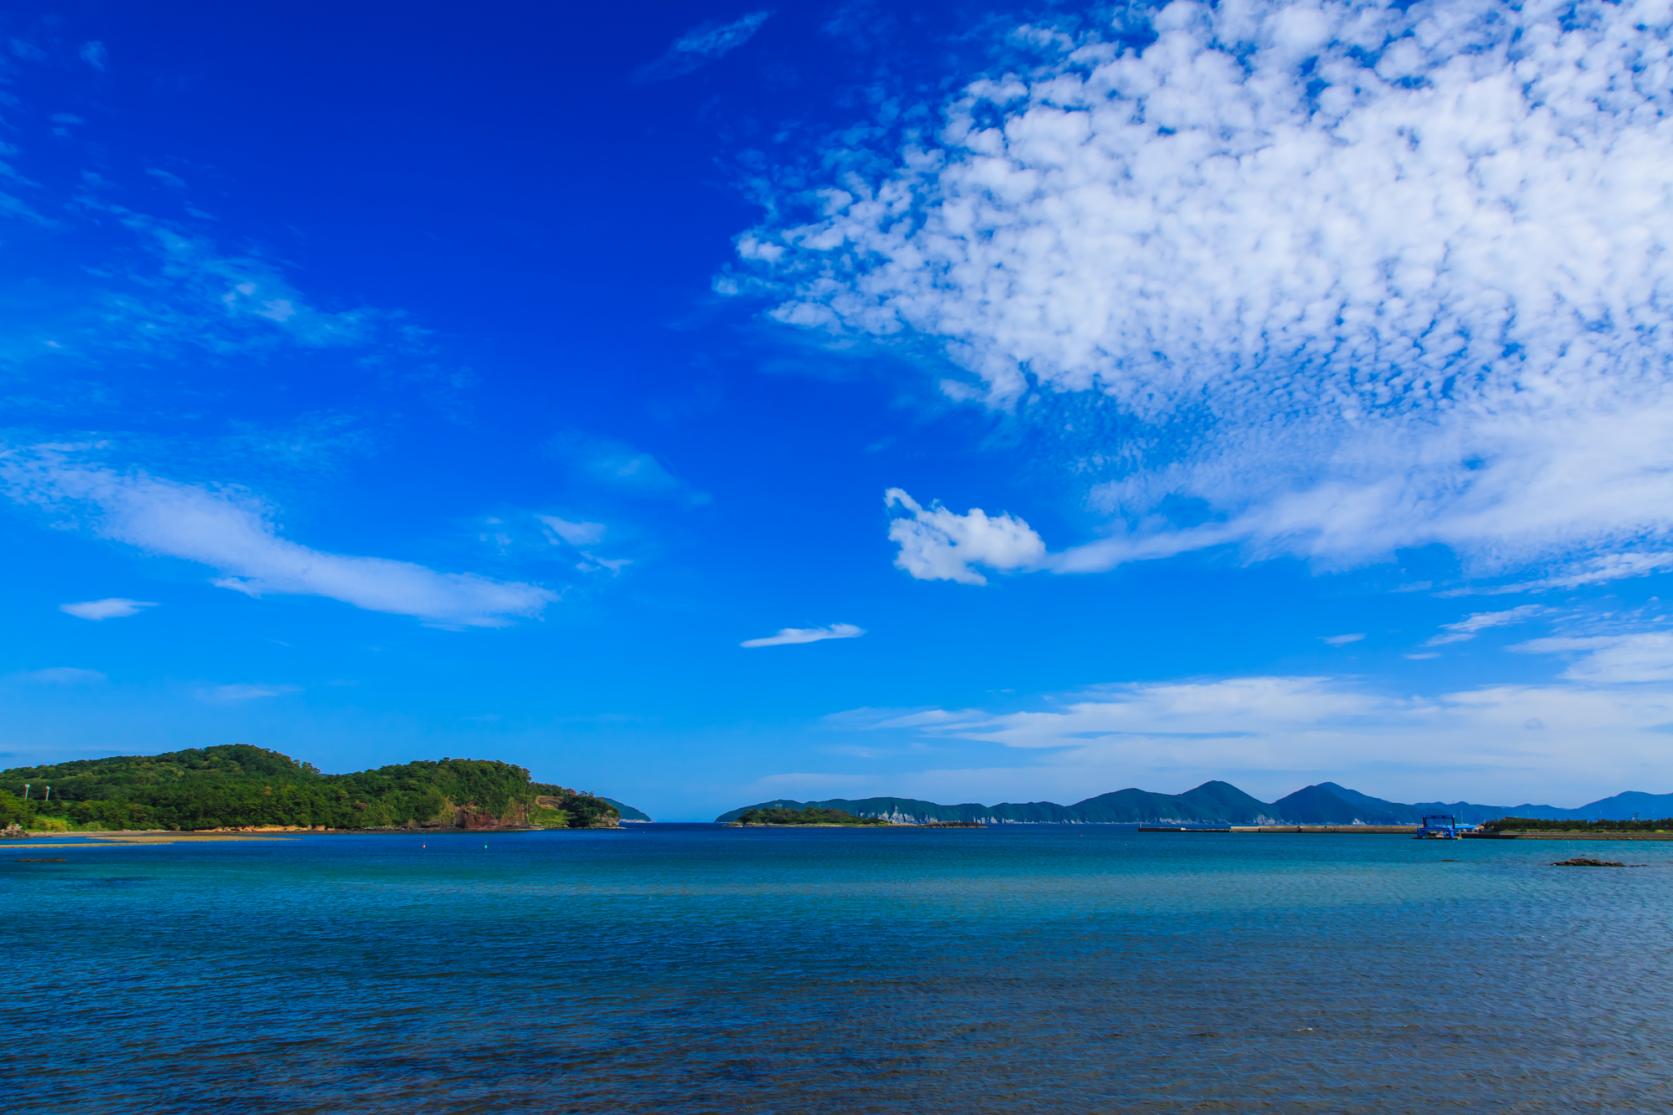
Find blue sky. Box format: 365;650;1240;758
3;0;1671;819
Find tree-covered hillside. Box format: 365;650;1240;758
0;745;623;832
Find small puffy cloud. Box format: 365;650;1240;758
1322;633;1365;647
197;683;300;702
14;667;105;685
60;597;156;621
741;622;865;648
3;447;554;628
79;41;108;70
885;488;1045;585
637;11;771;82
1426;606;1547;647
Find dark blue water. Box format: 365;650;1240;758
6;825;1672;1112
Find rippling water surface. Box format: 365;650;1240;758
6;825;1672;1112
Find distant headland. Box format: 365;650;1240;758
0;745;647;834
716;780;1673;826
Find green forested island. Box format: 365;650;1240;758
731;805;889;826
0;745;628;832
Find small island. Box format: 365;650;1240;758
729;805;891;826
1;744;634;834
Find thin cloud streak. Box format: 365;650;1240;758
60;597;156;621
636;10;772;82
13;667;106;685
741;623;865;648
1425;606;1547;647
197;683;300;702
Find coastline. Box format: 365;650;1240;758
5;824;622;845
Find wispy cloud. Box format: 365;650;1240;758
1444;553;1673;597
13;667;106;685
144;167;187;190
1515;631;1673;685
78;41;107;71
741;622;865;648
197;683;299;702
1426;606;1547;647
538;515;606;547
3;446;555;628
1322;633;1365;647
536;514;627;575
547;431;708;506
60;597;156;621
636;11;772;82
117;218;383;351
739;0;1673;588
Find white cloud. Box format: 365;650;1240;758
60;597;156;621
14;667;105;685
638;11;772;81
742;622;865;648
197;683;300;702
1322;633;1365;646
1425;605;1546;647
885;488;1045;584
538;515;606;547
838;672;1673;805
3;447;554;628
899;676;1390;750
1515;631;1673;685
740;0;1673;585
1446;552;1673;596
79;41;107;71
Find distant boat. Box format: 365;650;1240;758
1138;823;1231;833
1415;814;1476;839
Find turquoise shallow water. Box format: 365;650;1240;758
5;825;1672;1112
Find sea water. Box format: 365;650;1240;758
5;825;1671;1112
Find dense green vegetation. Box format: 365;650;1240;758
0;745;621;832
1482;817;1673;833
731;805;889;826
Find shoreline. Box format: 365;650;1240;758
5;824;622;845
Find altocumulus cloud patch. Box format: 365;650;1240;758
736;0;1673;583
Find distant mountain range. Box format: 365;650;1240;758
715;781;1673;825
